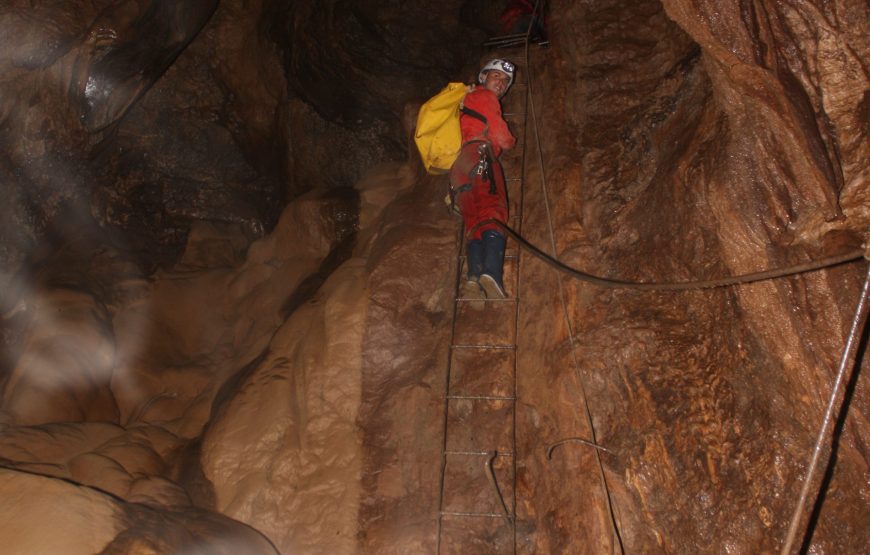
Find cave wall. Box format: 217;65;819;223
0;0;868;553
512;0;869;551
0;0;496;286
0;1;499;551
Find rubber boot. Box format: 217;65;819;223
466;239;484;281
479;230;507;299
461;239;485;309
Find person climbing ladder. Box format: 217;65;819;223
449;58;517;302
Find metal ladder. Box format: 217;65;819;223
436;62;530;554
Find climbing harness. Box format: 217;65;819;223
472;145;490;180
470;143;498;195
447;142;501;218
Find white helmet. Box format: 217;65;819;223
478;59;515;88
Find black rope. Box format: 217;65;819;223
470;219;865;290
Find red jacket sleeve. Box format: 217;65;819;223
482;92;516;153
461;88;516;155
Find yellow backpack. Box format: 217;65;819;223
414;83;471;174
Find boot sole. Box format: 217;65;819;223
460;280;486;310
479;274;506;299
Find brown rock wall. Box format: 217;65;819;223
1;288;119;425
201;260;366;553
110;188;347;436
1;179;357;551
510;0;869;552
0;468;121;554
0;0;867;552
0;467;279;554
0;421;186;504
355;170;458;553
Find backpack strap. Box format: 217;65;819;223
460;105;488;124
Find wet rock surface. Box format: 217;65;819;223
513;0;869;552
1;0;868;553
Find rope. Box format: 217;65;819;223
546;437;613;457
471;218;865;290
780;262;870;554
523;4;626;551
485;451;513;526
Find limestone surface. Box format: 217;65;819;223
0;0;867;553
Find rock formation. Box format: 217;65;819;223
0;0;867;553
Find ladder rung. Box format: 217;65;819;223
444;450;514;457
457;253;518;260
484;39;526;48
438;81;529;549
441;511;505;519
451;344;516;350
447;394;516;401
486;32;528;40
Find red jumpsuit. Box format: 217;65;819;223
449;86;516;240
499;0;535;33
